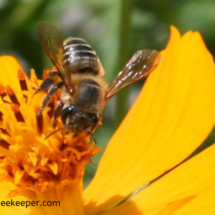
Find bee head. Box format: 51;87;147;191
61;105;100;134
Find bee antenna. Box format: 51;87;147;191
44;124;70;140
86;129;97;144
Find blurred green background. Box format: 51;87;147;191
0;0;215;187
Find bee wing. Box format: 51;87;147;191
105;49;161;100
37;22;74;93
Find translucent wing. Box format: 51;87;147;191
37;22;74;94
105;49;162;100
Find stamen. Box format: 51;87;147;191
0;128;10;136
0;139;10;150
5;85;20;106
35;107;43;135
11;103;25;122
47;96;55;118
0;111;3;121
59;143;68;151
0;85;10;104
17;69;28;91
30;69;39;87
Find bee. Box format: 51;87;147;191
35;22;161;141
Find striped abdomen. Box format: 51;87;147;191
63;37;102;76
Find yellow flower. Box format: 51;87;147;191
0;26;215;215
0;58;100;214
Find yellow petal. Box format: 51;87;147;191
0;56;25;90
30;182;85;215
0;182;30;215
102;144;215;215
84;27;215;214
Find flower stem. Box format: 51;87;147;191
115;0;133;128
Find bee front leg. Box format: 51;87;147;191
37;82;64;116
32;70;61;97
53;101;64;128
86;128;97;144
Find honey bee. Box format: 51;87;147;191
35;22;161;141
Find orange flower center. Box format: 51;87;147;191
0;69;101;195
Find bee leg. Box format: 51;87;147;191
32;70;61;97
37;82;64;115
53;101;64;128
49;70;61;76
90;132;97;144
32;78;53;97
86;128;97;144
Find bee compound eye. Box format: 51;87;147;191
61;106;75;124
92;116;98;124
87;113;99;124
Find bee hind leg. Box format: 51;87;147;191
37;82;64;116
